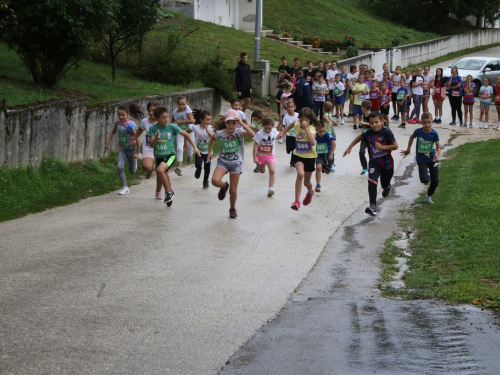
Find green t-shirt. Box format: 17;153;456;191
148;123;181;157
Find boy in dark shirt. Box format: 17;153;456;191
277;56;292;81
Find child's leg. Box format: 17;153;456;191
117;149;127;187
401;107;406;124
185;132;194;160
392;96;397;116
126;149;137;175
479;106;484;122
202;154;211;182
303;171;313;194
339;103;344;120
195;153;203;172
315;162;322;186
496;104;500;121
464;105;469;124
176;133;184;167
359;140;368;170
349;94;354;114
438;100;443;118
142;157;154;173
367;164;381;207
427;161;439;196
353;114;358;126
228;172;240;209
433;100;438;118
485;105;490;123
267;161;276;188
380;168;394;191
294;162;305;202
156;162;172;192
417;162;430;184
211;166;228;188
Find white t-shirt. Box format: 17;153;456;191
283;112;299;136
172;105;193;132
312;82;328;101
254;128;279;156
192;124;214;154
391;73;402;93
347;73;358;90
412;76;424;95
422;74;434;91
332;82;345;96
326;69;340;89
140;118;156;152
377;71;389;82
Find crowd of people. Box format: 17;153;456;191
107;51;500;218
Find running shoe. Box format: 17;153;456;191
278;138;284;144
459;121;464;127
218;182;229;200
291;201;300;210
186;156;192;163
424;195;434;204
494;125;500;131
484;123;489;129
353;125;358;129
203;181;209;189
408;119;417;124
341;120;345;125
469;123;473;128
449;121;456;125
254;164;260;173
303;190;314;206
118;186;130;195
315;184;321;192
416;119;421;124
360;169;368;175
398;124;406;128
155;191;163;200
437;119;442;124
267;188;275;197
479;123;483;129
365;205;378;216
391;115;397;120
194;168;201;179
330;165;336;172
165;190;175;207
175;167;182;176
382;184;391;197
433;118;438;123
229;208;238;218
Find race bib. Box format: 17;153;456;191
370;92;378;98
316;142;328;153
221;138;240;153
417;138;433;154
434;87;440;94
495;95;500;102
371;145;388;159
119;136;129;147
357;94;365;100
295;140;312;154
155;139;170;157
287;127;295;135
315;95;325;101
257;144;273;155
179;123;189;131
452;90;460;97
397;91;405;100
393;81;400;87
197;142;209;152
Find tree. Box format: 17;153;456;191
102;0;160;82
0;0;109;87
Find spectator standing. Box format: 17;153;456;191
235;51;252;113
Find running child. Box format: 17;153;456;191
478;77;494;129
231;98;249;126
400;112;441;203
172;95;195;175
192;110;214;189
379;81;391;127
208;109;255;218
396;79;409;128
358;100;373;175
283;101;299;167
279;108;318;211
352;75;369;129
315;121;336;192
278;80;294;135
494;74;500;130
333;73;346;124
462;75;475;128
149;106;201;207
250;110;264;172
343;111;398;216
432;68;446;124
105;103;143;195
322;101;339;133
133;100;163;199
253;117;279;197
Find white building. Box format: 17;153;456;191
162;0;263;31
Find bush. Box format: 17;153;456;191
320;37;341;53
346;46;358;58
362;40;371;47
343;36;356;47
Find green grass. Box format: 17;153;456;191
0;43;203;107
0;155;144;222
263;0;442;48
404;42;500;71
382;140;500;310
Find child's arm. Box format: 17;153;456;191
303;124;316;147
241;121;256;139
337;89;345;97
179;130;200;156
343;135;362;156
207;134;215;163
253;142;259;164
279;123;294;138
149;129;159;148
375;140;398;151
134;132;141;157
176;112;195;125
328;140;336;160
400;134;415;157
322;114;332;130
104;126;117;150
434;141;441;162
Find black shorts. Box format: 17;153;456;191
380;106;390;115
156;154;176;170
238;90;251;99
316;154;333;168
391;92;398;102
291;153;316;172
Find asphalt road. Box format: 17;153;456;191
1;49;500;374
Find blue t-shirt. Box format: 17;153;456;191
315;132;336;155
396;87;409;105
413;128;440;163
479;85;494;103
361;127;396;169
448;76;463;96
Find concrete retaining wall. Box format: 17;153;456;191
0;88;221;168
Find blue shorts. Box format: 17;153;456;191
217;158;243;174
353;104;363;115
334;95;345;105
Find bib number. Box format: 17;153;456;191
334;88;341;95
417;139;433;154
197;142;208;152
315;94;325;101
119;136;129;147
452;90;460;97
397;92;405;100
221;138;240;153
155;139;170;157
179;124;189;131
371;145;388;159
393;81;400;87
434;87;440;94
316;142;328;153
357;94;365;100
257;144;273;155
295;140;312;154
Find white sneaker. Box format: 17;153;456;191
469;123;473;128
267;188;275;197
484;123;489;129
118;186;130;195
341;119;345;125
494;125;500;131
175;167;182;176
479;122;483;129
424;195;434;204
278;138;284;144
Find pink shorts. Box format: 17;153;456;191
257;154;276;165
142;149;154;159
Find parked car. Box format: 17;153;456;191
442;56;500;96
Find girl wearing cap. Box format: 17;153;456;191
208;109;255;218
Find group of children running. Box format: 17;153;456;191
106;85;442;218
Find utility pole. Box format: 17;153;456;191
254;0;262;68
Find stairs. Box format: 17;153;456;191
264;33;333;55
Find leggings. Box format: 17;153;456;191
418;161;439;196
195;153;212;182
176;132;194;162
368;162;393;206
117;148;137;187
314;100;324;120
410;94;422;119
359;139;368;170
448;95;463;122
